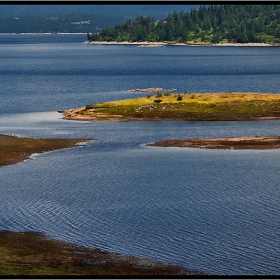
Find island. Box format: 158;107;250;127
147;136;280;150
59;92;280;122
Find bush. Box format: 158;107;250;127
146;95;151;98
85;104;94;109
164;91;171;96
190;94;195;99
154;99;162;103
156;92;163;97
177;95;183;101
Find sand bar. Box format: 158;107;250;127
147;136;280;150
0;134;95;166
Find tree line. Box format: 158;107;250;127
87;5;280;44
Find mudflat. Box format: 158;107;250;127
147;136;280;150
0;134;95;166
0;231;201;276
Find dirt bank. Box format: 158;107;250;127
0;231;203;276
147;136;280;150
0;134;95;166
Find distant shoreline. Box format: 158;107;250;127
85;40;278;47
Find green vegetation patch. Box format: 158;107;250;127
88;5;280;44
80;92;280;121
0;231;198;276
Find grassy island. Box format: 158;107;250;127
61;92;280;122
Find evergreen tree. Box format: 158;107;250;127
88;5;280;44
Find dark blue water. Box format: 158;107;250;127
0;34;280;275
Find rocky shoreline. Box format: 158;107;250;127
127;87;177;92
85;40;278;47
147;136;280;150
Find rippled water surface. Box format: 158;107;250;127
0;34;280;275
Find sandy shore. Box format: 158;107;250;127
85;40;278;47
127;87;177;92
59;106;128;122
147;136;280;150
85;40;167;46
211;42;276;47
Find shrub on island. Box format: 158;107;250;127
177;95;183;101
154;99;162;103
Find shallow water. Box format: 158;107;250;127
0;34;280;275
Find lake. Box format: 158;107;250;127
0;34;280;275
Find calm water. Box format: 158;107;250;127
0;34;280;275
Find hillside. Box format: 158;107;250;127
87;5;280;44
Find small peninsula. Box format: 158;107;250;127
0;134;95;166
147;136;280;150
60;92;280;122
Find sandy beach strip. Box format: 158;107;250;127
85;40;278;47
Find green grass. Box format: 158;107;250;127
0;231;197;276
74;92;280;121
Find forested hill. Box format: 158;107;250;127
87;5;280;44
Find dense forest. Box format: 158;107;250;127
87;5;280;44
